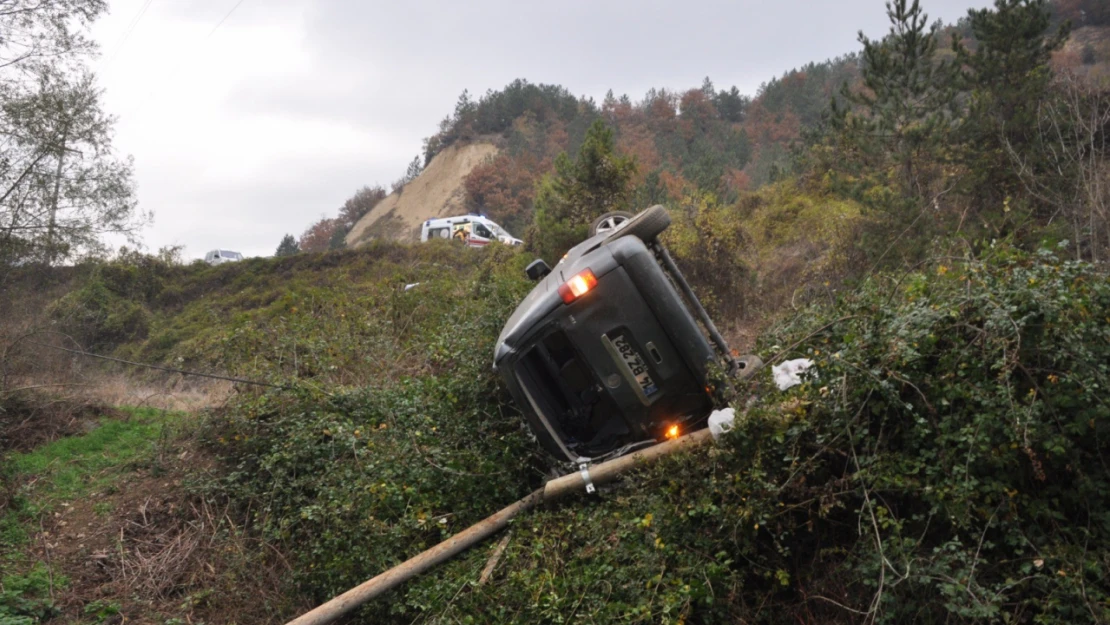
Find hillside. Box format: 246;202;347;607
322;0;1110;257
4;0;1110;623
345;142;500;247
3;238;1108;624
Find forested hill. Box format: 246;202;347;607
414;60;861;236
297;0;1109;253
423;0;1109;238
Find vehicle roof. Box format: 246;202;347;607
425;214;498;225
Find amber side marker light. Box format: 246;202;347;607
557;269;598;304
665;424;680;439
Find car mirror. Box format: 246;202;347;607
525;259;551;281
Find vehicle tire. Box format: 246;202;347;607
590;211;634;237
605;205;670;243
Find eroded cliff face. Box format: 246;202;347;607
346;141;499;247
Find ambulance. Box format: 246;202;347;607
419;215;522;247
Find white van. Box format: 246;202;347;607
204;249;243;265
420;215;522;248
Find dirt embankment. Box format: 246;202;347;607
346;141;499;247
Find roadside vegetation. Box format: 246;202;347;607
2;0;1110;623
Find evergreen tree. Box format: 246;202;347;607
700;76;715;99
275;234;299;257
715;86;748;123
328;224;348;251
954;0;1068;212
529;120;636;260
835;0;957;203
404;155;423;184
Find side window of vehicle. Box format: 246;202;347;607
473;223;492;238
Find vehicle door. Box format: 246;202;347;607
469;222;494;247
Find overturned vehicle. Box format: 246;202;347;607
494;206;748;463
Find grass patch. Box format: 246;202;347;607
1;406;177;555
9;407;171;505
0;407;180;623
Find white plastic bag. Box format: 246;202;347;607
708;407;736;441
771;358;815;391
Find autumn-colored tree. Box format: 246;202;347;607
338;185;386;227
464;152;544;235
298;217;341;253
1055;0;1110;26
679;88;717;134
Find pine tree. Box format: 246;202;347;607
838;0;957;202
954;0;1069;211
328;224;348;251
404;155;423;184
529;120;636;260
715;86;748;123
275;234;299;257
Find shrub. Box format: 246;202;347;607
205;247;542;618
48;278;152;349
401;245;1110;624
0;564;61;624
263;245;1108;624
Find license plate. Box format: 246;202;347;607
612;334;658;396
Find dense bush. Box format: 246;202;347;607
710;245;1110;622
205;245;543;619
22;225;1110;624
664;181;864;320
45;250;178;350
216;246;1109;624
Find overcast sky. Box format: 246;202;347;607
91;0;990;260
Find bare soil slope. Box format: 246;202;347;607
346;141;498;246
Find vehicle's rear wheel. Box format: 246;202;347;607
590;211;634;237
605;205;670;243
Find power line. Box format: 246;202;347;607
126;0;249;119
31;341;292;390
206;0;249;41
105;0;156;67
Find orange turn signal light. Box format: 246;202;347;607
665;424;680;439
557;269;598;304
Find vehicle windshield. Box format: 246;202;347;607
222;251;242;259
487;223;508;238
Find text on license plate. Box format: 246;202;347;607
612;334;658;396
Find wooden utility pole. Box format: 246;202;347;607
284;428;716;625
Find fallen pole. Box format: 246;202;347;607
284;425;719;625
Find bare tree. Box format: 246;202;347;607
1006;71;1110;261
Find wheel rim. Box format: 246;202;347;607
595;215;630;236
